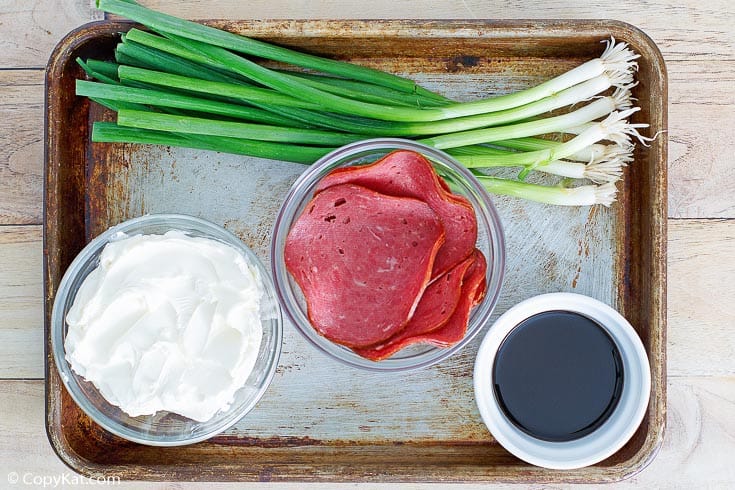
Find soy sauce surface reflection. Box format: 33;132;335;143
492;310;624;442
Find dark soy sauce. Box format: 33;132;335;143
492;310;624;442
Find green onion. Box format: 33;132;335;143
117;65;325;110
122;29;251;85
88;97;149;113
84;59;121;80
469;138;612;163
76;58;119;85
92;122;334;163
450;110;640;179
511;141;617;164
419;94;629;149
453;153;627;183
475;176;618;207
124;28;449;109
276;71;429;108
76;80;311;127
97;0;443;99
282;71;451;108
122;30;430;108
115;109;367;146
116;40;246;85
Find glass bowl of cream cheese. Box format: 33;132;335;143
50;214;282;446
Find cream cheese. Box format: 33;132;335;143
64;230;264;422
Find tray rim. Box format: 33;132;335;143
43;17;667;483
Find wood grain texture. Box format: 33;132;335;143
669;61;735;106
0;0;102;69
0;226;43;379
2;376;733;488
668;220;735;376
668;107;735;218
667;62;735;218
0;381;159;489
131;0;734;61
0;71;44;224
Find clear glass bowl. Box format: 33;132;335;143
271;139;505;372
50;214;283;446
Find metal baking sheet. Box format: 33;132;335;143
44;19;667;483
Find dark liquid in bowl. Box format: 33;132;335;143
492;310;624;442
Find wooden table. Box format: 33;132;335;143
1;1;732;487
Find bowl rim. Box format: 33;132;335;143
50;213;283;446
473;292;651;469
271;138;506;372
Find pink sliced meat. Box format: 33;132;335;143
354;249;487;360
314;150;477;277
421;249;487;348
353;253;475;361
398;253;475;334
284;183;445;348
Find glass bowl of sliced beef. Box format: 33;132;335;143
271;138;505;371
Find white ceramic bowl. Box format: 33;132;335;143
473;292;651;469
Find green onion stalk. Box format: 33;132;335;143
476;177;619;207
451;138;623;163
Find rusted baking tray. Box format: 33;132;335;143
44;19;667;483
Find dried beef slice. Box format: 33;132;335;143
353;252;476;361
314;150;477;277
284;183;445;348
418;249;488;348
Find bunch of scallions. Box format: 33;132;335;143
78;0;652;206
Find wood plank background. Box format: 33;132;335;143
0;0;732;487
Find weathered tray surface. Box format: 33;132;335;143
44;19;667;483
